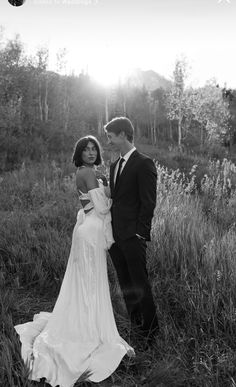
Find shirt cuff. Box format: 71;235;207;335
135;233;145;240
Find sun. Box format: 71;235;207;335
88;56;129;88
75;42;132;87
55;42;134;87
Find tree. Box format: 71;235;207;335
166;58;188;149
125;86;151;140
55;47;70;131
149;88;169;144
35;46;49;122
56;48;68;75
191;80;230;147
222;87;235;150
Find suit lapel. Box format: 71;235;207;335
110;158;119;195
113;150;138;194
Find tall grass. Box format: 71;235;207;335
1;158;236;386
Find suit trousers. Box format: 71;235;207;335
109;236;159;336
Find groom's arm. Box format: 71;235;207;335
136;158;157;240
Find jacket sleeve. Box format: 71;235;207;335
136;158;157;239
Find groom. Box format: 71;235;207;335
104;117;159;345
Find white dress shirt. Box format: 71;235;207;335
114;147;136;185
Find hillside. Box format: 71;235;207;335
125;68;172;91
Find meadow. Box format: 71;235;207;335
2;149;236;387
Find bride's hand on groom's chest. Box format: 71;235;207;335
95;171;108;186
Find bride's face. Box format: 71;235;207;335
82;141;98;167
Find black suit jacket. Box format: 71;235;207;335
110;150;157;241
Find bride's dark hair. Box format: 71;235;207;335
72;135;103;167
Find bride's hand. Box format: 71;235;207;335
95;171;108;186
104;185;111;198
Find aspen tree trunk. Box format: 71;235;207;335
105;92;109;123
136;123;141;139
123;98;126;116
44;76;49;122
97;109;103;136
154;120;157;145
64;95;69;131
169;120;173;141
178;108;182;149
38;80;43;122
200;126;204;149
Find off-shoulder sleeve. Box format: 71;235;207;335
88;187;114;249
88;187;112;215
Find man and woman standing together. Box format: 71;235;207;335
15;116;159;386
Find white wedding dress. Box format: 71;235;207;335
14;182;134;387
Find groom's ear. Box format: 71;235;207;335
119;131;126;139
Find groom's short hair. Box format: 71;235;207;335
104;117;134;143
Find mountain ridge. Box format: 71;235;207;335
124;68;172;91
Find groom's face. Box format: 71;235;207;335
106;131;123;150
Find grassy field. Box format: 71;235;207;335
2;149;236;386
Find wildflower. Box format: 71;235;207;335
215;270;222;282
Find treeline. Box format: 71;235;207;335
0;33;236;171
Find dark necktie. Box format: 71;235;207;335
115;157;125;186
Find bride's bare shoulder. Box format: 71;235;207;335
76;167;98;189
76;167;96;178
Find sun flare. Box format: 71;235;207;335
88;61;128;87
69;43;133;87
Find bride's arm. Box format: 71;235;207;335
104;185;111;198
94;169;110;197
88;185;112;215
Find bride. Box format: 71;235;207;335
14;135;134;387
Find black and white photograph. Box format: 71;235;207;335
1;0;236;386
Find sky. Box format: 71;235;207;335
0;0;236;88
